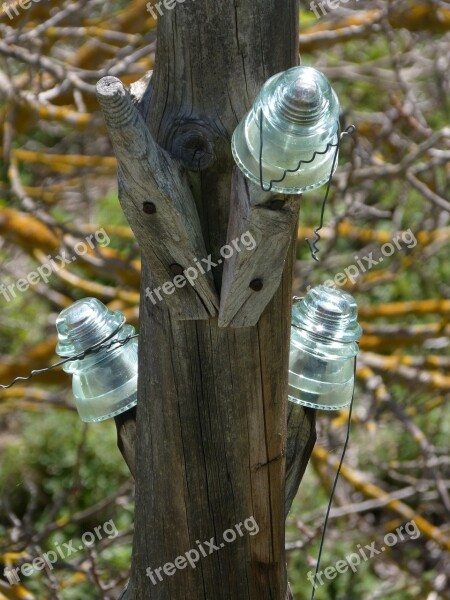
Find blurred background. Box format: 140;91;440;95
0;0;449;598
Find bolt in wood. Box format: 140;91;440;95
249;278;264;291
169;263;185;276
142;202;156;214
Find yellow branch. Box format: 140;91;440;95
0;208;140;288
362;353;450;370
0;178;82;204
360;351;450;390
313;444;450;551
11;148;116;170
300;6;450;52
297;223;450;245
35;249;139;305
358;299;450;318
405;395;445;417
20;97;92;127
0;579;35;600
80;224;134;239
0;208;60;253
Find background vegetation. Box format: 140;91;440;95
0;0;449;598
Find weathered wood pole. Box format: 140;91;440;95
97;1;316;598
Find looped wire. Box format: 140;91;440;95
305;125;355;262
0;331;139;390
258;110;356;260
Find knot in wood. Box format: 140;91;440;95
165;119;215;171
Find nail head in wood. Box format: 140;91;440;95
170;263;185;276
249;278;264;292
142;202;156;214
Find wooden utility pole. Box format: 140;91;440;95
97;2;316;598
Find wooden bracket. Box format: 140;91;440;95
218;168;301;328
96;76;219;321
285;403;316;517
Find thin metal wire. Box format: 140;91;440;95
305;137;341;263
291;297;359;597
305;124;355;262
258;111;355;260
310;356;357;600
0;332;139;390
1;288;356;597
57;319;125;359
257;110;355;192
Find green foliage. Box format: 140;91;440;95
0;412;133;596
0;411;130;527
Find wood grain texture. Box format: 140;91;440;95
126;256;296;599
103;1;317;598
114;406;137;479
96;76;218;320
219;169;301;327
285;403;317;517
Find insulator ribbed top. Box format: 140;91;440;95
292;286;362;343
277;77;325;124
56;297;125;357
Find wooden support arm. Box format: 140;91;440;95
285;403;317;517
114;407;137;479
96;76;219;321
219;168;301;328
